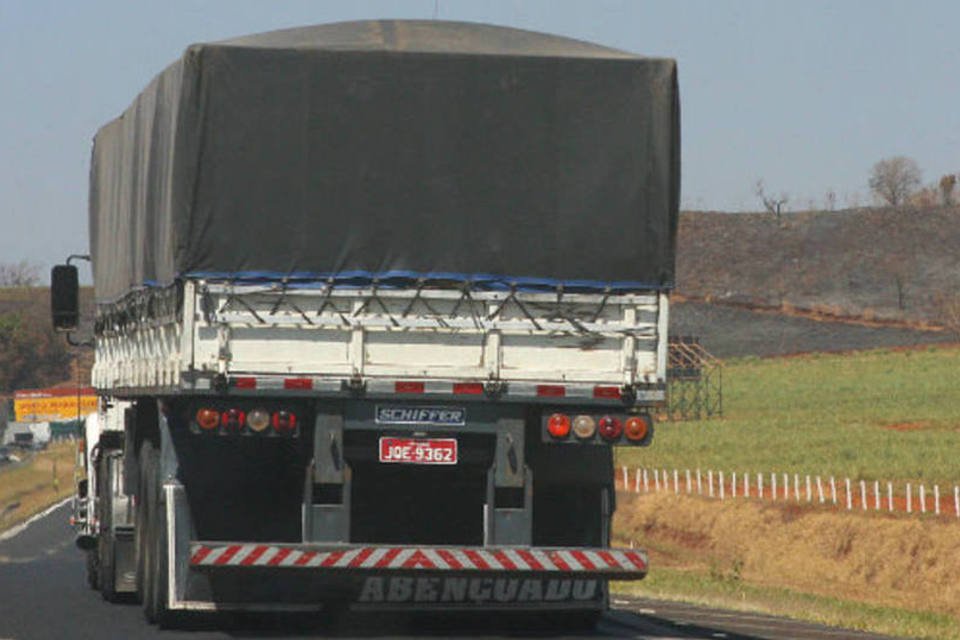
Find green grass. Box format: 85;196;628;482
612;567;960;640
618;346;960;486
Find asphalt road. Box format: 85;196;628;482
0;502;896;640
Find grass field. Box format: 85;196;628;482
618;345;960;486
0;441;75;531
613;345;960;638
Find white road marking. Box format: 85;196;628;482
0;497;71;543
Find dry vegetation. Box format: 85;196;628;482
614;492;960;638
0;441;76;531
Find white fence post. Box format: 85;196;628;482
874;480;880;511
663;469;670;493
906;483;912;514
954;486;959;518
934;485;940;516
622;466;628;490
654;469;661;492
860;480;867;511
887;482;893;512
920;484;926;514
744;472;750;499
758;473;763;500
845;478;852;510
771;473;777;501
805;475;812;503
635;468;641;493
794;473;801;502
643;468;649;492
686;469;692;494
674;469;679;494
697;469;703;495
831;477;837;505
783;473;789;500
816;476;824;503
719;471;725;500
708;470;715;498
732;472;737;498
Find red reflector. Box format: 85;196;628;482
284;378;313;390
593;386;621;399
395;381;425;394
272;411;298;433
232;377;256;389
598;415;623;441
453;383;484;395
536;385;566;398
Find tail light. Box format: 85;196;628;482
572;415;597;439
598;415;622;441
547;413;571;439
196;408;220;431
221;408;245;433
272;410;298;433
624;415;651;442
246;408;271;433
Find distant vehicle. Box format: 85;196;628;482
52;20;678;628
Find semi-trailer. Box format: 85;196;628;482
51;20;679;628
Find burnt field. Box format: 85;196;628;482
670;300;956;358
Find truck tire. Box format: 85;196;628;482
97;453;119;601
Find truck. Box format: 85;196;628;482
51;20;679;628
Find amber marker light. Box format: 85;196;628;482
624;415;650;442
195;408;221;431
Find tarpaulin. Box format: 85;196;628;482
89;20;679;303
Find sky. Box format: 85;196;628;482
2;0;959;280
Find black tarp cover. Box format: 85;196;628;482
89;20;679;303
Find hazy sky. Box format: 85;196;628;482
2;0;959;278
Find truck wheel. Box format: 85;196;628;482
97;453;119;601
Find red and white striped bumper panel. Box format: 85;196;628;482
189;543;647;578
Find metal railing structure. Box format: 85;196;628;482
665;336;722;421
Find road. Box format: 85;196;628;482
0;502;895;640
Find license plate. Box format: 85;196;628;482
378;437;458;465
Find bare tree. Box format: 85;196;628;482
754;180;788;220
0;261;40;287
939;174;957;206
868;156;921;207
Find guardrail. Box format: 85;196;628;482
618;466;960;520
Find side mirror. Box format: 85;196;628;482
51;265;79;331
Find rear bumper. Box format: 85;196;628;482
190;542;647;579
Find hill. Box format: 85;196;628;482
673;206;960;356
676;206;960;326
